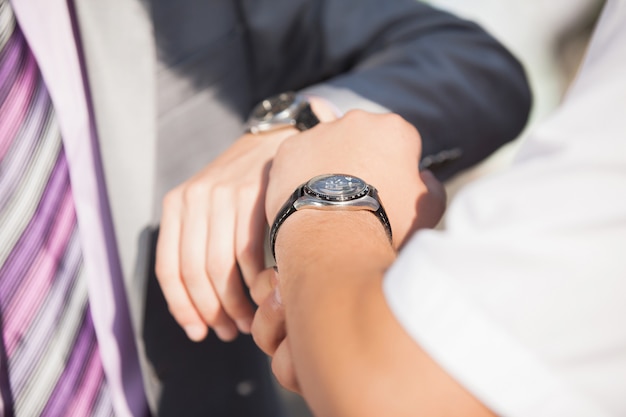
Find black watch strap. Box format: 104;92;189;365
269;185;305;260
368;186;393;242
295;103;320;131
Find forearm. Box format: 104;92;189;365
276;210;396;417
243;0;531;179
275;211;492;417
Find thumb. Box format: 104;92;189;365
407;170;447;235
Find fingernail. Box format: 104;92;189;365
184;324;207;342
214;325;238;342
236;318;253;334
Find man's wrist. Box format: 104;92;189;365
274;210;395;265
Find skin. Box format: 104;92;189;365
250;112;495;416
155;97;337;342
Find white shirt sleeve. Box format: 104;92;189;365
383;1;626;416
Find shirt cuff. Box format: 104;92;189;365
300;84;390;116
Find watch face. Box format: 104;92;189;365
252;92;296;121
305;174;369;202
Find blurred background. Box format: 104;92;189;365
429;0;605;201
279;0;605;415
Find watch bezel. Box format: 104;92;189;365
303;174;369;202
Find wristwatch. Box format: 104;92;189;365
245;91;320;134
269;174;393;260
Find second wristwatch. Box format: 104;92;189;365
245;91;320;134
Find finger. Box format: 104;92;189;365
155;190;208;342
235;181;268;290
251;285;285;356
206;185;255;336
179;184;237;341
272;338;300;393
249;268;278;307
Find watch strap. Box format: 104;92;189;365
295;102;320;131
368;186;393;242
269;185;305;260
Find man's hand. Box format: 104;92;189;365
155;98;338;342
251;110;446;395
155;129;294;342
250;268;301;393
265;110;446;249
249;116;487;417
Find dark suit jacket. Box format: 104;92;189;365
73;0;530;415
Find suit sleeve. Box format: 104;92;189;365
239;0;531;180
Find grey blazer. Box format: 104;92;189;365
73;0;530;412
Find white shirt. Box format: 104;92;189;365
384;0;626;416
11;1;148;416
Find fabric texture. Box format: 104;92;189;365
383;0;626;415
0;1;112;415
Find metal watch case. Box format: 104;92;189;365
245;91;320;134
269;174;393;260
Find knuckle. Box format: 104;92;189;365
388;113;418;136
182;181;209;205
161;188;181;212
154;259;175;282
380;111;404;123
210;182;234;202
380;112;410;130
343;109;368;120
